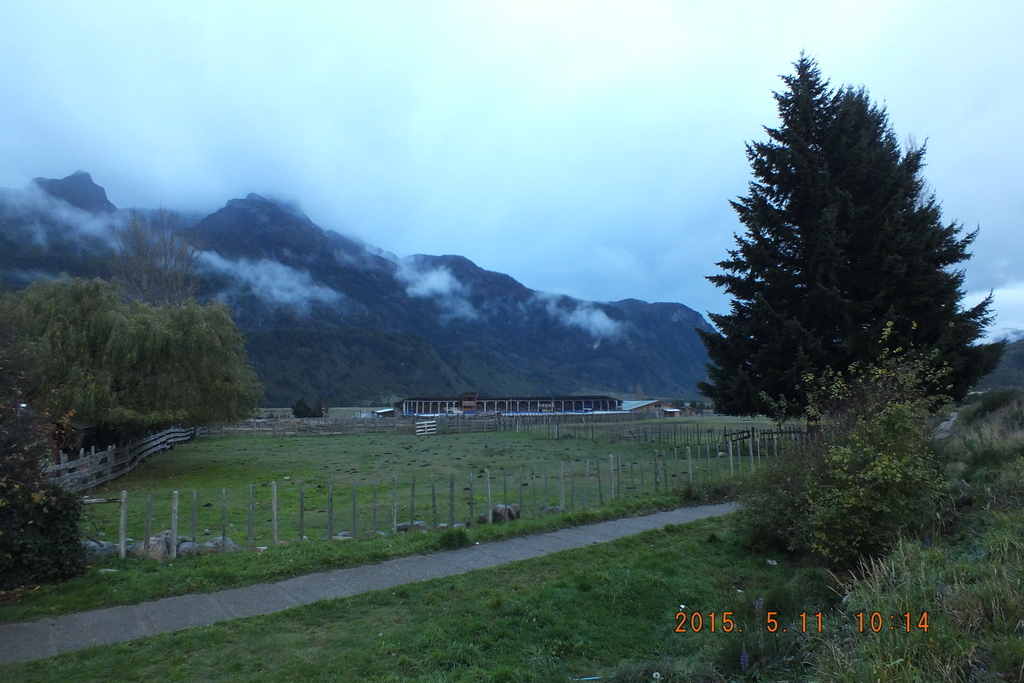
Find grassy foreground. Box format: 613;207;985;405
4;514;839;682
0;486;735;626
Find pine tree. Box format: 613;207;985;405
699;56;1001;417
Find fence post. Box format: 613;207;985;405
392;476;398;533
748;435;754;471
373;480;379;533
191;490;198;546
119;490;128;559
410;476;416;525
271;481;278;545
639;456;645;494
686;447;692;483
518;467;524;518
352;480;358;537
327;481;334;538
502;469;508;509
221;488;228;551
653;451;659;493
559;462;565;509
728;440;734;477
596;460;604;505
298;482;305;541
569;461;575;511
485;469;491;523
616;455;622;499
170;491;179;560
583;461;589;507
531;469;537;514
248;484;254;549
610;455;616;501
431;475;438;529
144;494;153;549
449;474;455;527
468;472;475;523
662;453;669;491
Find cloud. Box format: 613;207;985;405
0;184;118;246
967;283;1024;343
395;259;477;321
539;293;624;341
199;252;341;309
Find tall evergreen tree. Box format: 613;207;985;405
699;56;1001;417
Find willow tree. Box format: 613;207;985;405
699;56;1001;417
112;209;199;306
2;278;262;436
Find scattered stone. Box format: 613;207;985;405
82;539;118;560
177;541;201;557
540;505;565;515
453;523;467;529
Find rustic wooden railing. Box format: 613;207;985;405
44;427;196;492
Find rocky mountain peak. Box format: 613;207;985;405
31;171;116;213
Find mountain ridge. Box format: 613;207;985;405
1;172;714;405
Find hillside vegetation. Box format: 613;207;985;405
0;174;713;406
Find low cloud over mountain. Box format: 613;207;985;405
1;172;714;405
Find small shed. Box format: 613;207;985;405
622;399;684;417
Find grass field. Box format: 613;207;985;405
0;429;746;625
78;429;758;548
4;514;839;682
5;400;1023;680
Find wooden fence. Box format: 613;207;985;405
43;427;196;493
204;413;507;437
203;414;802;447
89;445;762;558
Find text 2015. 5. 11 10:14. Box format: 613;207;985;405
673;611;930;634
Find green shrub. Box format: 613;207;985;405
961;388;1023;425
1;341;85;589
435;527;471;551
0;484;85;590
741;346;947;568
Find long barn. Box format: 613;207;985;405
397;392;622;416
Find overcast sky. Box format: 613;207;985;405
1;1;1021;338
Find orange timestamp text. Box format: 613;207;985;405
673;610;930;634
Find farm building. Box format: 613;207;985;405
622;399;697;417
397;392;622;416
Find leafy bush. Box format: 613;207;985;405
741;346;947;568
0;341;85;589
435;528;471;551
961;388;1023;425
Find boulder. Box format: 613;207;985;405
491;503;522;522
82;539;118;560
127;531;174;562
177;541;202;557
540;505;565;515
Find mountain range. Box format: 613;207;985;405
0;172;715;406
